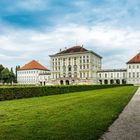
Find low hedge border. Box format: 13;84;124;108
0;84;133;101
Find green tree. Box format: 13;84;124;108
10;68;16;84
1;68;11;84
15;65;20;83
0;65;4;83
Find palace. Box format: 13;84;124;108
17;60;50;85
49;46;102;85
126;52;140;85
17;46;140;86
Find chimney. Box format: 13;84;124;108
59;49;62;52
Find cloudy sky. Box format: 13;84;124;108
0;0;140;69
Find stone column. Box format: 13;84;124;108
108;79;110;85
120;79;122;84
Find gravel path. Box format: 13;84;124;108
99;87;140;140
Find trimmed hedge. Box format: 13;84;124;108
0;84;133;101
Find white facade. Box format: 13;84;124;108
97;69;127;85
17;60;50;85
16;48;140;86
97;53;140;86
50;46;102;85
38;72;51;85
127;63;140;85
17;69;50;85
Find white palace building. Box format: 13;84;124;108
17;46;140;86
17;60;51;85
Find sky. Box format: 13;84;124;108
0;0;140;69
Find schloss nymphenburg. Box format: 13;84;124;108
17;45;140;86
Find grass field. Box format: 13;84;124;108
0;86;138;140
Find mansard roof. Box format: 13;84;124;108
58;46;88;54
127;53;140;64
50;45;102;58
19;60;49;71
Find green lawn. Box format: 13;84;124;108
0;86;137;140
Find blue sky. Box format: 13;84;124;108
0;0;140;69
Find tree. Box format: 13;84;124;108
1;68;11;84
0;66;17;85
15;65;20;83
10;68;16;84
0;65;4;83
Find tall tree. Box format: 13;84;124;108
10;68;16;84
15;65;20;83
0;65;4;83
1;68;11;84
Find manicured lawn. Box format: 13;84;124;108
0;86;137;140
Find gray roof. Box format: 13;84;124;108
97;69;127;72
49;46;102;58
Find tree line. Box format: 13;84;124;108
0;64;17;85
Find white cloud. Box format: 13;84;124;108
0;24;140;69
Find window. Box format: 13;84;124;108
129;72;131;78
74;65;77;71
63;66;66;71
123;72;125;78
83;59;85;63
63;58;66;66
87;72;89;78
68;65;71;71
68;72;71;78
74;58;76;65
133;72;135;78
83;72;85;78
105;73;107;78
117;73;119;78
80;73;82;78
137;72;139;78
68;58;71;65
74;72;77;78
111;73;113;78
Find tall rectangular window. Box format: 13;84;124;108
111;73;113;78
133;72;135;78
137;72;139;78
129;72;131;78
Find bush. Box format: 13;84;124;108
0;84;133;101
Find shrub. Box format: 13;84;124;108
0;84;133;101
